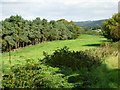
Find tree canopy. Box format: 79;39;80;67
102;13;120;42
1;15;84;52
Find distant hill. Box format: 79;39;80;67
74;19;107;28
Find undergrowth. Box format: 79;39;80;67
2;43;119;88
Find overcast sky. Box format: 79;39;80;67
0;0;119;21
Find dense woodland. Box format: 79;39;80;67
1;15;83;52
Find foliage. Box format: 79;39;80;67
43;46;102;70
2;59;73;88
102;13;120;42
1;15;83;52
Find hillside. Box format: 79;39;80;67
74;19;107;28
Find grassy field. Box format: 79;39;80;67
2;34;118;88
2;34;106;66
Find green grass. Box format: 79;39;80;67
2;34;106;66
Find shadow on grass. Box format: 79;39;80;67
83;43;100;47
99;39;112;42
83;39;112;47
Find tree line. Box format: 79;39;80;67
1;15;83;52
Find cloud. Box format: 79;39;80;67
0;0;119;21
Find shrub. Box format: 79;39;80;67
2;59;73;88
43;46;102;70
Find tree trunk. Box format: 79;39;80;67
23;42;25;47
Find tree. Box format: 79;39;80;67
102;13;120;42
